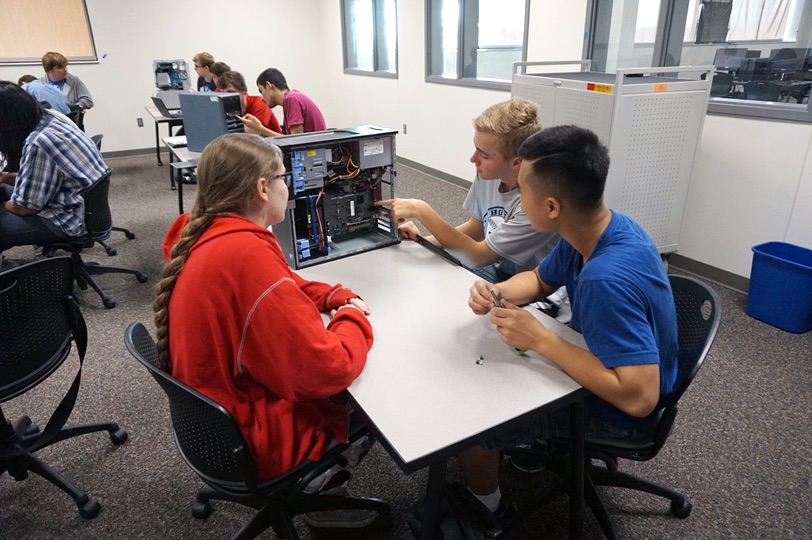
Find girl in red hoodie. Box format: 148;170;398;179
154;134;378;526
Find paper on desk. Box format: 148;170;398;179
165;135;187;147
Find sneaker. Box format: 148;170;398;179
508;441;554;474
304;488;380;529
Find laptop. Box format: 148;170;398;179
414;235;505;283
151;96;182;118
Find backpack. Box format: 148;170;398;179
408;481;507;539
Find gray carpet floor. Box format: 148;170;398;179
1;152;810;539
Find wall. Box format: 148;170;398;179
0;0;328;153
2;1;808;281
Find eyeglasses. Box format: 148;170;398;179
273;173;291;187
194;64;203;69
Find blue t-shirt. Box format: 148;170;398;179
538;211;678;430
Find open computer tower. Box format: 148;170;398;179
153;59;191;90
273;126;399;269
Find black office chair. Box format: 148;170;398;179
42;170;148;308
88;135;136;256
743;81;782;101
505;274;721;539
66;106;85;131
124;322;390;540
709;72;735;97
0;257;128;518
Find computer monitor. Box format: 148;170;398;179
153;59;191;90
713;48;747;71
179;92;245;152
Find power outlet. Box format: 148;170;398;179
137;117;144;127
402;123;407;135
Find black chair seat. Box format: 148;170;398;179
41;170;147;308
125;322;390;540
0;257;128;518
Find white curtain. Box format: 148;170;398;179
727;0;792;40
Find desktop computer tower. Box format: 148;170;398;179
179;92;245;152
272;126;399;269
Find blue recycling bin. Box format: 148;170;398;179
747;242;812;333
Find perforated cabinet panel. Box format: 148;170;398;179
606;90;708;251
513;71;710;254
512;80;557;128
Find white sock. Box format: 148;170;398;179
471;487;501;513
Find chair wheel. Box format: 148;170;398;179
136;273;148;283
110;428;128;445
670;498;692;518
125;231;136;239
105;247;117;256
103;298;117;309
78;497;101;519
191;500;213;519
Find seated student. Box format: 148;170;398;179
192;52;217;92
0;81;107;254
18;74;71;114
209;61;231;90
38;51;94;126
155;133;382;529
459;125;678;527
238;67;326;136
217;70;282;135
377;98;559;278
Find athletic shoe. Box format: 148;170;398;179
303;488;379;529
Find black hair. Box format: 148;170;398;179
256;68;289;91
518;125;610;212
0;81;45;172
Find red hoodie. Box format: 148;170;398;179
163;214;372;478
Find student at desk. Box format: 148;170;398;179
155;133;382;529
0;82;106;256
192;51;217;92
460;125;678;527
216;70;282;135
238;67;326;136
377;98;559;278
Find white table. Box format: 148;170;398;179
145;105;184;166
299;241;588;538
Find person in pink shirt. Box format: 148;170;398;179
238;67;326;136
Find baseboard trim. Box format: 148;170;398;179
103;147;162;159
669;253;749;295
397;157;471;189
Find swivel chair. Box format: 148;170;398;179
505;274;722;539
89;134;136;256
0;257;128;518
125;322;390;540
42;170;148;308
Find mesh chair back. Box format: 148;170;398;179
81;170;114;239
90;134;103;151
667;274;721;407
125;323;258;488
0;258;76;403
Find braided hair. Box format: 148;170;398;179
153;133;283;369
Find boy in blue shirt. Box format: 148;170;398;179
460;125;678;522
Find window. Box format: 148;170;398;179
427;0;529;88
341;0;398;77
586;0;812;122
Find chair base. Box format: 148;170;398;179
193;486;391;540
96;227;136;256
503;450;691;540
1;413;128;519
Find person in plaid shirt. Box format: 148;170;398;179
0;81;107;254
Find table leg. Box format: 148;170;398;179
155;121;162;166
177;170;184;215
420;459;447;540
569;400;585;539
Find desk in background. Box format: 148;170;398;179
162;137;199;215
145;105;183;166
299;241;588;538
